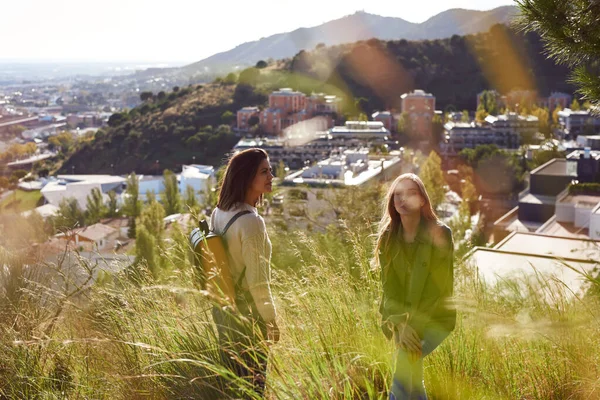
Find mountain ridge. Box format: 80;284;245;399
183;5;518;73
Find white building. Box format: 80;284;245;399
329;121;389;140
285;149;402;186
557;108;600;138
136;175;165;201
179;164;215;194
41;175;126;209
484;112;538;140
553;189;600;240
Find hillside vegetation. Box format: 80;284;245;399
1;183;599;398
60;25;572;175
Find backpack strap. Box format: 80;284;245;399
221;210;252;235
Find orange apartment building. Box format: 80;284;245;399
238;88;340;135
237;106;260;131
400;89;435;140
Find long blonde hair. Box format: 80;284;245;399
374;173;440;263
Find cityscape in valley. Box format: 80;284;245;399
1;1;600;398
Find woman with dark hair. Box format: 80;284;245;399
210;148;279;397
374;173;456;400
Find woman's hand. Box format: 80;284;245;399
397;324;422;361
267;321;280;344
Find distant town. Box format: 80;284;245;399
2;82;600;271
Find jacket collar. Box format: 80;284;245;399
398;217;432;245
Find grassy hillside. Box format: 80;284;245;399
0;190;43;214
1;183;599;398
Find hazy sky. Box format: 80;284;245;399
2;0;514;63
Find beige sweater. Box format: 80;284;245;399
210;203;276;322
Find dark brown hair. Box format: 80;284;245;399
217;148;269;211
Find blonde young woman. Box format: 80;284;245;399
374;173;456;400
210;148;279;397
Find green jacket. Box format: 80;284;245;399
379;220;456;341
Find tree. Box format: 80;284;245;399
516;0;600;111
135;194;165;278
48;132;74;153
570;99;581;111
255;60;268;69
552;104;563;125
223;73;237;85
475;104;489;123
531;106;551;136
160;169;182;216
419;151;446;210
397;112;412;136
431;114;445;148
248;115;260;127
221;110;235;124
11;169;28;181
108;112;128;128
85;187;106;225
138;198;165;241
238;67;260;85
54;198;85;230
276;160;287;180
461;110;470;122
123;173;142;238
184;184;199;212
106;190;119;218
480;90;499;115
140;91;153;102
461;176;478;205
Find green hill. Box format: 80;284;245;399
60;84;267;175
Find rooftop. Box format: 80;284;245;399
234;137;285;150
285;156;401;186
72;223;117;242
21;203;59;219
536;216;591;239
272;88;304;96
520;192;557;205
494;206;544;232
466;246;598;300
485;113;539;124
494;231;600;262
567;149;600;161
530;158;576;177
558;193;600;206
558;108;596;117
401;89;434;99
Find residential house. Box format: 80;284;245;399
493;157;578;240
58;223;120;251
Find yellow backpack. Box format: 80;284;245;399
190;211;251;306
